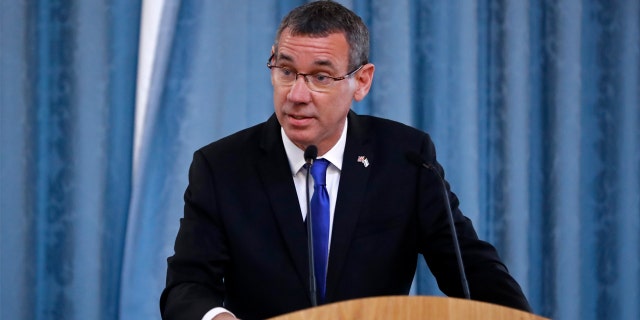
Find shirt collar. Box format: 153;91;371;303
282;118;347;175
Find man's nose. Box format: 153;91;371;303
287;75;312;102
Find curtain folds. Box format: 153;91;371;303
1;1;638;320
1;1;141;319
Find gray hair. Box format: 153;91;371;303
274;0;369;70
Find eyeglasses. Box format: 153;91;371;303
267;54;364;92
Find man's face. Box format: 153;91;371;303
271;29;373;155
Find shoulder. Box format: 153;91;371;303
348;112;439;165
355;114;424;134
350;113;432;146
194;114;280;163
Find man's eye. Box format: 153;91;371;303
280;68;293;76
313;74;331;84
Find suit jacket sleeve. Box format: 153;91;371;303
160;150;228;320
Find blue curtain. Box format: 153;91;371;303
1;1;638;320
1;0;141;319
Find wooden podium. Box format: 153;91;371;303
271;296;549;320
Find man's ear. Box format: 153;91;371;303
353;63;375;102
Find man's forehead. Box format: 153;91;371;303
274;30;350;66
276;52;335;67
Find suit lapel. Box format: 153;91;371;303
257;115;311;301
325;111;372;301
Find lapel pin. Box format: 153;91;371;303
357;156;370;167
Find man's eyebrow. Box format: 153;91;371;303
314;59;334;68
277;53;294;62
276;53;336;69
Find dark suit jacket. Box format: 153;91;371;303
160;111;531;319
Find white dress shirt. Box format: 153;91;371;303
282;119;347;243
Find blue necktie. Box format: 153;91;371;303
310;158;330;302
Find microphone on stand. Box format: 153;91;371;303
304;145;318;306
405;151;471;300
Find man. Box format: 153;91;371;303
160;1;531;319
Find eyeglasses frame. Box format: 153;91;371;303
267;53;365;90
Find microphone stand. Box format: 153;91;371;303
406;152;471;299
305;162;318;307
304;146;318;306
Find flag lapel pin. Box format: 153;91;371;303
357;156;370;167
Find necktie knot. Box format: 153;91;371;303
310;158;330;186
